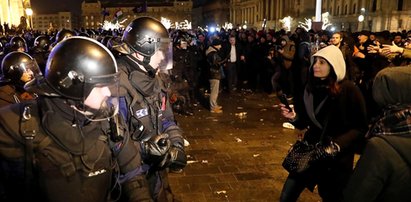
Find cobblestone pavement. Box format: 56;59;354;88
168;90;321;202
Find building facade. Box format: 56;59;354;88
230;0;411;32
201;0;230;27
230;0;316;31
81;0;193;30
0;0;32;30
323;0;411;32
32;12;79;34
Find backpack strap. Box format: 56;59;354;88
19;102;37;200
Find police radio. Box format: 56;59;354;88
109;115;124;142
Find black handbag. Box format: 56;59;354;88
282;140;319;174
282;113;330;174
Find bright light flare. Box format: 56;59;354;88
280;16;292;31
161;17;172;29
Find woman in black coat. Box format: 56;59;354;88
279;45;368;202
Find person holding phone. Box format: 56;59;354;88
279;45;368;202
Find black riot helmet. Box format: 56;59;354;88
86;29;97;39
56;29;75;43
77;32;90;37
101;35;113;47
0;37;8;47
122;17;173;70
25;36;120;120
0;37;8;52
0;51;41;84
34;35;51;51
9;36;28;52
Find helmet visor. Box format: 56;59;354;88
17;59;42;83
150;39;173;71
80;73;120;121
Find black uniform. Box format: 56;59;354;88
0;97;144;201
116;54;185;200
0;36;153;202
115;17;187;201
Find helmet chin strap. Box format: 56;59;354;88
142;56;157;78
128;54;157;78
143;55;150;64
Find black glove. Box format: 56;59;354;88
141;134;171;168
167;146;187;170
313;141;340;161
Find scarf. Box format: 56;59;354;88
366;104;411;138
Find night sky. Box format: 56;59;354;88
31;0;205;15
31;0;84;15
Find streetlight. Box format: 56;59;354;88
358;8;366;31
242;21;247;30
358;15;364;22
25;8;33;29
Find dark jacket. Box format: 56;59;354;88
116;55;184;145
0;98;142;201
292;80;368;172
343;66;411;202
338;43;359;82
206;46;225;80
343;135;411;202
172;47;193;83
222;43;244;64
0;84;35;108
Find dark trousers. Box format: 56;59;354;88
280;171;346;202
224;62;238;92
280;176;306;202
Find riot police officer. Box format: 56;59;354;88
29;35;51;73
0;36;150;201
0;51;39;107
50;29;76;49
170;37;194;116
113;17;187;201
8;36;28;53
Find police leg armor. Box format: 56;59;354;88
123;175;153;202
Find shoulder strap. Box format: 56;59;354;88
289;44;294;51
319;111;331;144
304;88;329;129
19;102;37;199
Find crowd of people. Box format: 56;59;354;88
0;16;410;201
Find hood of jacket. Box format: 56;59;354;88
206;46;217;55
311;45;346;82
372;66;411;107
